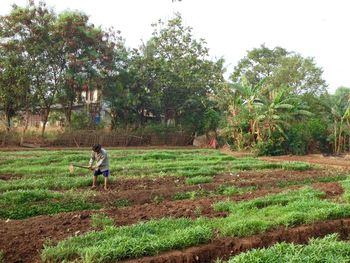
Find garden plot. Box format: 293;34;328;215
0;149;350;262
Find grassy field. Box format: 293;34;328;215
2;148;350;262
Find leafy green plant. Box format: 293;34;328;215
194;206;203;217
114;199;130;208
152;195;164;204
91;213;114;229
41;218;213;262
185;176;213;185
42;186;350;262
225;234;350;263
0;189;100;219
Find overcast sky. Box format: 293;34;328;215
1;0;349;93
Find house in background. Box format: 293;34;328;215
25;87;111;128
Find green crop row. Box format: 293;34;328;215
42;218;212;262
41;186;350;262
0;150;311;179
0;189;100;219
219;234;350;263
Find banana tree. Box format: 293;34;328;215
253;86;312;142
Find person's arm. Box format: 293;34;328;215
88;152;95;168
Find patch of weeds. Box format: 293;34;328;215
216;185;241;195
194;206;203;217
277;174;347;188
0;189;100;219
91;213;114;229
41;218;213;262
281;162;312;171
215;185;256;196
173;192;192;200
142;152;177;160
152;195;164;204
172;190;211;201
41;186;350;262
114;199;130;208
186;176;213;185
224;234;350;263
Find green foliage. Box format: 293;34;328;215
212;187;350;237
202;107;221;135
282;118;329;155
91;213;114;229
215;185;242;196
114;199;130;208
144;14;224;130
0;189;100;219
255;135;285;156
42;186;350;262
185;176;213;185
41;218;213;262
71;111;101;130
277;174;347;188
225;234;350;263
231;44;327;95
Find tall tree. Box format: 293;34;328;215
1;1;62;137
231;44;327;95
148;14;225;130
0;41;30;131
54;11;116;127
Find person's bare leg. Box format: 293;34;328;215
104;177;108;190
92;176;97;189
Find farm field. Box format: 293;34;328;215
1;148;350;262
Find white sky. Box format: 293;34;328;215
1;0;349;93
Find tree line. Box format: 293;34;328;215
1;1;350;154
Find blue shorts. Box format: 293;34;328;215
94;169;109;177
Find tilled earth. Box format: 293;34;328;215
1;154;350;263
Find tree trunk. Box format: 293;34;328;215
64;100;74;128
337;120;343;154
20;110;30;146
41;108;50;142
5;113;11;132
334;121;337;154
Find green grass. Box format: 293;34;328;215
185;176;213;185
91;213;114;229
0;189;100;219
0;251;3;263
41;186;350;262
41;218;212;262
0;150;311;180
113;198;130;208
172;185;256;201
211;187;350;237
276;174;347;188
221;234;350;263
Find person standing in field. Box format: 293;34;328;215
89;144;109;190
